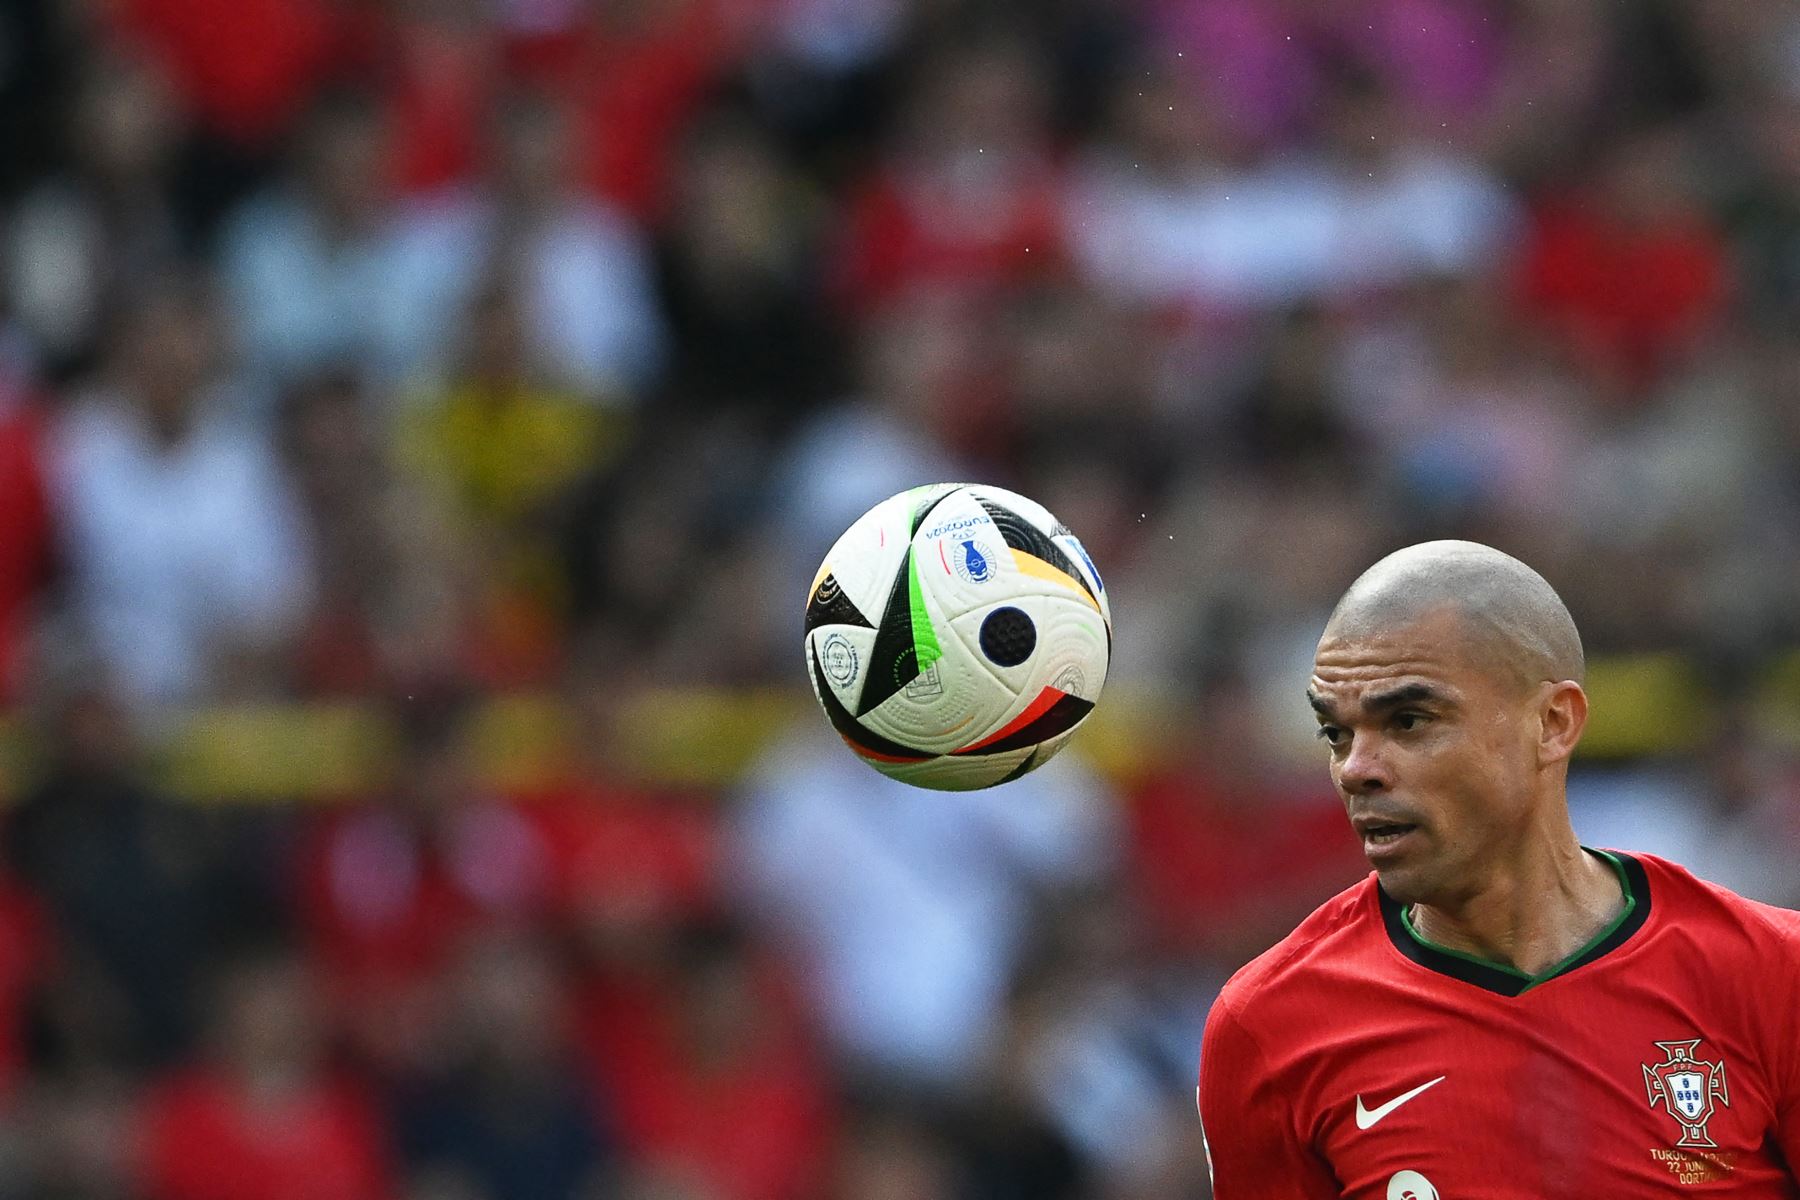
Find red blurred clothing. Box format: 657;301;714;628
1127;769;1366;965
0;401;52;705
292;795;561;1049
293;781;720;1001
834;163;1067;313
138;1069;393;1200
509;0;753;224
539;781;721;922
558;772;824;1200
104;0;362;146
1516;198;1729;387
575;966;836;1200
380;13;498;194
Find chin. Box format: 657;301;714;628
1371;861;1434;906
1373;866;1412;902
1363;827;1445;904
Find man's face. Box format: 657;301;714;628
1307;606;1544;907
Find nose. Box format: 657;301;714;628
1336;733;1392;795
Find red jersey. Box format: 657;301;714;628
1199;851;1800;1198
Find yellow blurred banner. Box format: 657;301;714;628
0;650;1789;804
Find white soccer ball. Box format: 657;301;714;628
803;482;1113;790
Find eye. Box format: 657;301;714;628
1315;724;1347;748
1393;711;1428;732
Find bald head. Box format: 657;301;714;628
1325;541;1584;690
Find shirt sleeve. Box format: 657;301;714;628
1198;992;1342;1200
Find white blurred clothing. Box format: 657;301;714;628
48;389;313;706
767;0;906;71
378;191;666;399
1066;149;1517;312
1570;766;1800;908
220;194;396;390
767;401;964;586
1023;964;1217;1173
7;181;181;363
733;720;1119;1089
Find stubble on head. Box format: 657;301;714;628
1322;540;1584;697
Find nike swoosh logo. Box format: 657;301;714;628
1354;1076;1446;1130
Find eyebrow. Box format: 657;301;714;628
1307;682;1449;722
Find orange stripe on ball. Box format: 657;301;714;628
955;685;1066;754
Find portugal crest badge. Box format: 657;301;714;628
1643;1040;1730;1148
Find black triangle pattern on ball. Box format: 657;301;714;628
805;572;875;634
976;500;1099;605
908;485;961;536
810;643;932;761
955;693;1095;756
996;746;1042;784
856;549;926;717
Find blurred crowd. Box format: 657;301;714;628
2;0;1800;1196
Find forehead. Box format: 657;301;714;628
1310;608;1491;702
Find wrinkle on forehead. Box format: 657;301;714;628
1310;626;1466;714
1314;609;1462;677
1314;634;1454;674
1310;660;1453;688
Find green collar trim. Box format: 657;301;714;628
1381;849;1648;997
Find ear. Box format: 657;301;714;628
1538;680;1588;767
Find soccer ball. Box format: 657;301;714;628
803;482;1112;790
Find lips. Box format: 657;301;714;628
1351;814;1421;860
1351;814;1419;838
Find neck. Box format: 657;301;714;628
1409;832;1624;978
